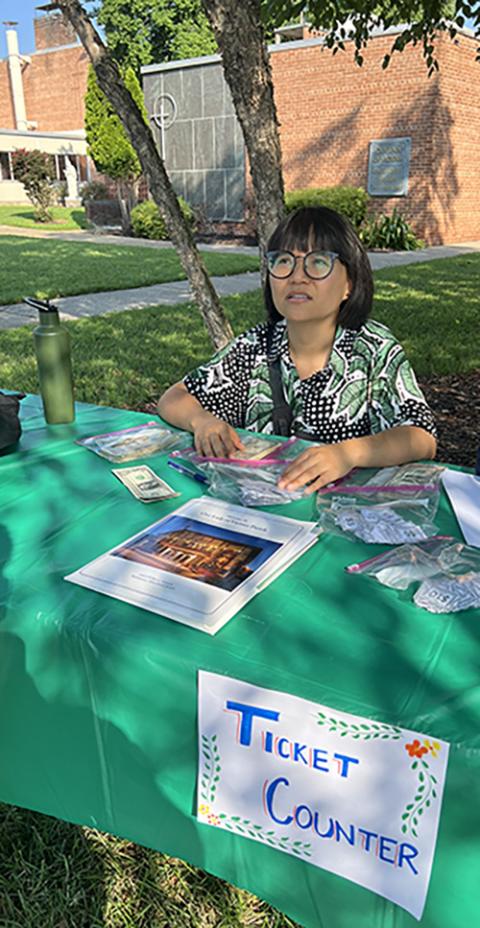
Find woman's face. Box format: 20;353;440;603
269;245;351;328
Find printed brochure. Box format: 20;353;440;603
65;497;319;634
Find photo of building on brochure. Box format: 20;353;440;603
112;515;282;592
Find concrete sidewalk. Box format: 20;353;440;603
1;235;479;330
0;223;258;254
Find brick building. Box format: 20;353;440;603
142;24;480;244
2;14;478;243
0;13;91;203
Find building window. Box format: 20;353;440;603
0;152;13;181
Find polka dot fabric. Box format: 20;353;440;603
183;319;436;443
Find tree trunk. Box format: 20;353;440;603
53;0;234;350
202;0;285;262
117;181;131;235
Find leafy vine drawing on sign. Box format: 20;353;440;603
197;805;312;858
198;735;311;857
402;739;440;838
316;711;442;837
316;711;403;740
200;733;221;804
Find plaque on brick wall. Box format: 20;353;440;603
367;137;411;196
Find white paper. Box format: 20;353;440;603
197;672;449;920
65;498;318;634
442;469;480;547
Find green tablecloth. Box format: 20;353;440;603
1;395;479;928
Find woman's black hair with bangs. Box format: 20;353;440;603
264;206;373;330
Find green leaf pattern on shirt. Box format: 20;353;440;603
183;320;436;441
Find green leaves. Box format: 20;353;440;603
200;733;221;804
216;811;312;856
96;0;217;71
316;711;402;740
401;755;439;837
85;65;147;180
264;0;478;75
360;209;424;251
334;377;367;420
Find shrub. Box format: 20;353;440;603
130;198;195;240
285;186;369;230
360;209;425;251
80;180;110;204
11;148;56;222
52;180;67;206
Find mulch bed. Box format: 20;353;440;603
418;371;480;469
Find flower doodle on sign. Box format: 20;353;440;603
405;739;428;759
401;740;441;838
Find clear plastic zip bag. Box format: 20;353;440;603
171;436;313;468
169;437;319;507
346;535;480;613
77;422;192;463
203;461;309;507
315;463;445;544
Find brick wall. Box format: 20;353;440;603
0;60;15;127
427;32;480;243
34;13;79;51
22;46;89;132
270;30;480;243
0;34;88;133
1;19;478;242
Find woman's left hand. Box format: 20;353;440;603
277;443;356;493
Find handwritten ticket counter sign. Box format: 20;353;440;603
368;137;411;197
198;672;449;920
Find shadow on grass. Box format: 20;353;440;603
5;210;41;223
0;291;266;408
70;209;90;229
0;804;299;928
0;207;89;230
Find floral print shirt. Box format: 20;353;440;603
183;319;436;443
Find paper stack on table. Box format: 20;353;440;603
65;497;319;634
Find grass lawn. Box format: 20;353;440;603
0;254;478;407
372;254;480;376
0;235;259;305
0;805;298;928
0;253;478;928
0;203;90;232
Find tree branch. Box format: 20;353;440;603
51;0;234;348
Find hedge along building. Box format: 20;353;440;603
142;22;480;245
0;13;92;204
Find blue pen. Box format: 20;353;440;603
167;459;208;484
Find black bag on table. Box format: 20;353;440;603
0;392;24;455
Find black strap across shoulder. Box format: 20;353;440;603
266;325;324;442
266;324;293;437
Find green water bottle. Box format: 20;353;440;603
25;297;75;424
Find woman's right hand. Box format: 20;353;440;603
192;410;245;458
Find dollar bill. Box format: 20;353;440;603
112;466;180;502
229;435;284;461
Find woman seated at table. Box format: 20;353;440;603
158;206;436;492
